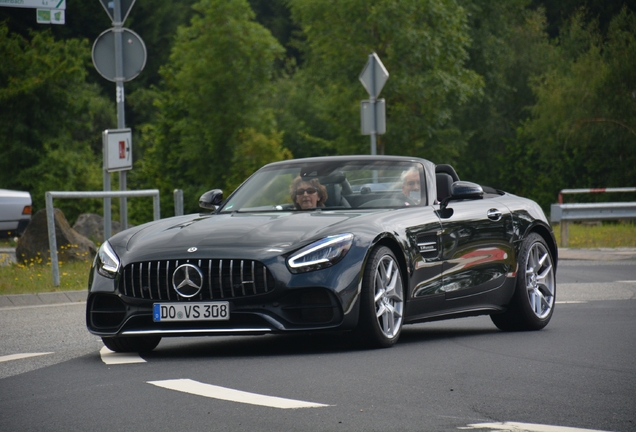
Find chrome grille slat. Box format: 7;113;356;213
119;258;274;301
219;260;225;298
156;262;161;300
251;261;255;295
230;261;235;297
208;260;213;299
132;263;137;298
164;261;170;300
139;262;144;299
240;261;246;296
146;261;152;300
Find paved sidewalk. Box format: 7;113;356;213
1;248;635;309
0;290;86;309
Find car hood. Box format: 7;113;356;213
118;211;380;260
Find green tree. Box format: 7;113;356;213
454;1;557;187
0;25;115;220
283;0;482;162
503;8;636;209
133;0;288;217
530;0;636;38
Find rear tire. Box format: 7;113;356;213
491;233;556;331
102;336;161;353
355;246;405;348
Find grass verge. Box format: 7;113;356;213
553;221;636;248
1;221;635;296
0;259;92;296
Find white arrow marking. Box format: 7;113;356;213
147;379;330;409
0;352;54;363
100;346;146;364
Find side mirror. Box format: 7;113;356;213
440;181;483;210
199;189;223;210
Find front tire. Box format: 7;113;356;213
102;336;162;353
355;246;405;348
491;233;556;331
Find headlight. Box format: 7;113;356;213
287;233;353;273
95;241;120;278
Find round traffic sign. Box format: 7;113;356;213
92;27;147;82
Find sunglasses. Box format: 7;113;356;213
296;188;318;196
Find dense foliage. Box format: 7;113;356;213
0;0;634;223
0;25;114;216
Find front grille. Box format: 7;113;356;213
119;259;275;301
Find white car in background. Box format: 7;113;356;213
0;189;32;238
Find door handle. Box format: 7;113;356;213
487;208;502;221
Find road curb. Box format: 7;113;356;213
0;290;86;309
559;248;636;261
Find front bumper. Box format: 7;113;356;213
86;286;356;338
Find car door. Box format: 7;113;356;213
402;207;446;318
436;198;514;303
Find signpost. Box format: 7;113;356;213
92;28;147;82
0;0;65;8
0;0;66;24
359;53;389;155
98;0;135;23
93;0;145;238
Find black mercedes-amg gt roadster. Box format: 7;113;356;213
87;155;557;352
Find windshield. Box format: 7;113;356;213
220;160;427;213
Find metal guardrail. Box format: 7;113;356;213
550;201;636;247
550;202;636;223
45;190;161;286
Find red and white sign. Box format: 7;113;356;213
103;129;132;172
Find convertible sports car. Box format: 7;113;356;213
87;156;557;352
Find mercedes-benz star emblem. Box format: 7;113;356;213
172;264;204;298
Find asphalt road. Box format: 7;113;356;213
1;251;635;432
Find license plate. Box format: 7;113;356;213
153;302;230;322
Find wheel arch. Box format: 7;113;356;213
370;234;410;292
528;223;558;271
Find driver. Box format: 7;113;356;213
290;176;328;210
401;168;421;204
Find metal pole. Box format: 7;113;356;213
174;189;184;216
369;54;377;156
114;0;128;231
45;192;60;287
153;194;161;221
103;152;112;241
561;221;569;248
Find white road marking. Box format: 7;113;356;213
0;352;54;363
617;280;636;283
147;379;330;409
99;346;146;364
556;301;587;304
461;422;609;431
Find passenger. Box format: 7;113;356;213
290;176;328;210
401;168;421;204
